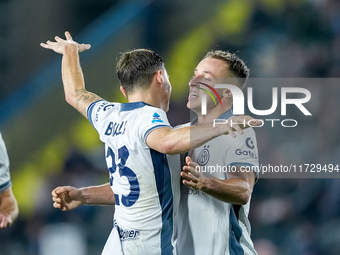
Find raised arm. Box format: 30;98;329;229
40;31;102;117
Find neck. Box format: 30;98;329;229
126;87;165;111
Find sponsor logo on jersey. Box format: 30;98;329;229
235;149;258;159
95;102;108;122
103;104;115;111
236;137;258;158
245;137;255;149
197;145;210;165
152;112;164;123
114;220;140;241
185;187;206;195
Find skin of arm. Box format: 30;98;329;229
52;183;114;211
146;116;262;155
181;156;255;205
40;31;101;117
0;187;19;228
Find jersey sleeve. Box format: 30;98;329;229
138;106;172;143
0;133;11;193
87;99;116;132
225;128;260;181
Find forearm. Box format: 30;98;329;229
198;178;252;205
0;188;19;222
79;183;115;205
62;44;101;116
163;124;225;155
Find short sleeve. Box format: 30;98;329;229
87;99;115;131
225;128;260;182
138;107;172;143
0;133;11;193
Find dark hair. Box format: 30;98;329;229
203;50;249;88
116;49;164;94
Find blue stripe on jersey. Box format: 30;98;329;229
86;99;105;130
0;180;11;193
229;206;244;255
143;125;171;142
150;149;174;255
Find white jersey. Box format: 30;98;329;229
0;132;11;193
175;110;259;255
87;100;175;255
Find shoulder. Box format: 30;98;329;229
87;99;118;115
88;100;119;121
139;105;169;123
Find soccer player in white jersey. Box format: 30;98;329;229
178;50;259;255
0;132;19;229
41;32;260;255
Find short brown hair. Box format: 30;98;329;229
116;49;164;94
203;50;249;88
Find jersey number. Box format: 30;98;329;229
107;145;140;207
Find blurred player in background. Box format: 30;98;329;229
41;32;259;255
0;132;19;229
178;50;259;255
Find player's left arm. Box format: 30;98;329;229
181;156;255;205
0;187;19;228
40;31;102;117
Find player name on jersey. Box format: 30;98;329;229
105;121;127;137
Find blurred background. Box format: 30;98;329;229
0;0;340;254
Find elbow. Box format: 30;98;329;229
160;141;177;155
65;93;77;107
237;189;251;205
65;94;72;105
64;94;76;109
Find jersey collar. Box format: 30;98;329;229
120;101;152;112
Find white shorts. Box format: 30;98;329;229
101;221;172;255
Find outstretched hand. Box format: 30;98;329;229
51;186;83;211
40;31;91;54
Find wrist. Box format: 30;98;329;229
197;177;212;191
78;188;87;205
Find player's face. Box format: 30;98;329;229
187;57;228;114
161;68;172;112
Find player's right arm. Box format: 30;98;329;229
146;116;261;155
52;183;114;211
40;31;102;117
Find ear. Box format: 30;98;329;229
120;86;127;98
155;70;163;85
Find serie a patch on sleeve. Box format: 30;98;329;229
152;112;164;123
